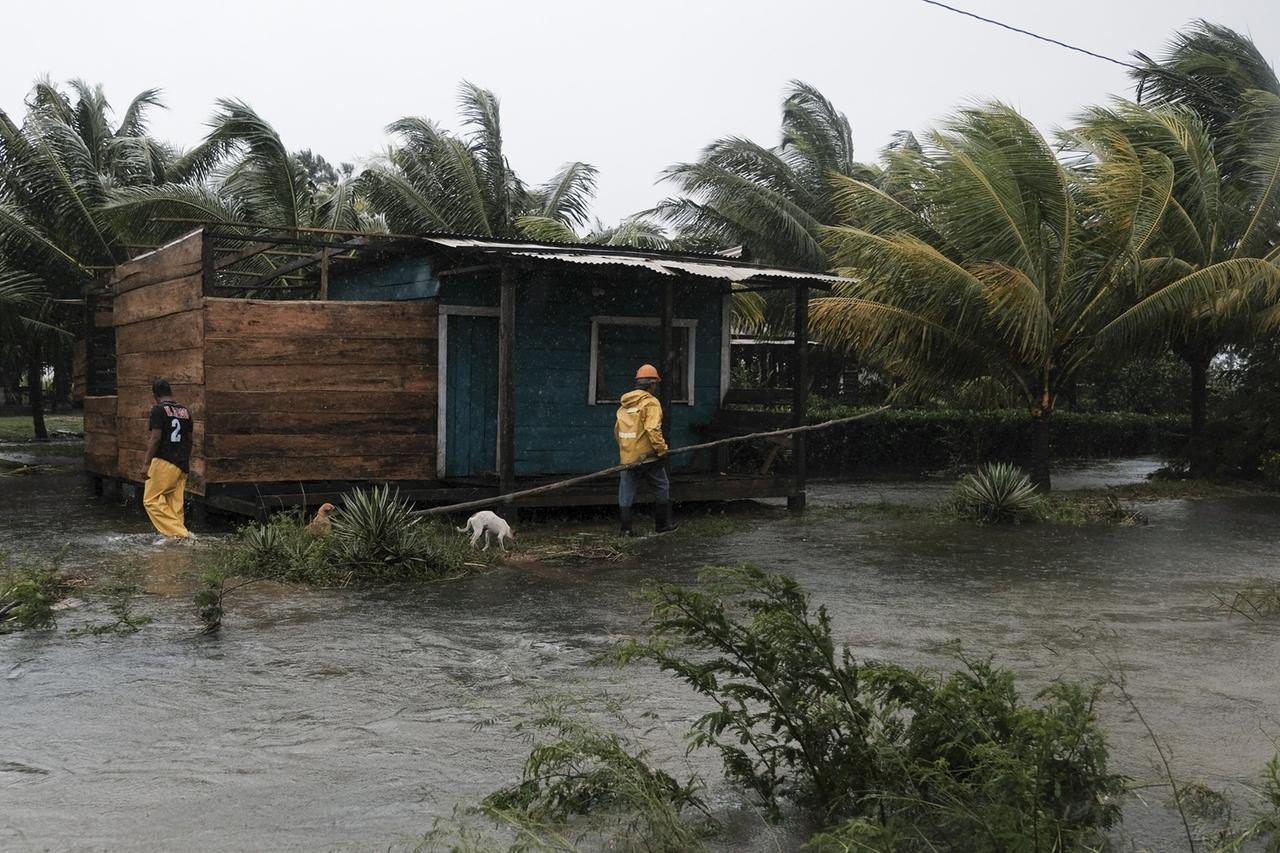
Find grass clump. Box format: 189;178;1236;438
0;552;74;633
614;566;1124;850
196;485;487;633
952;462;1044;523
0;414;82;441
1044;492;1148;526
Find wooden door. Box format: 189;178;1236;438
445;314;499;478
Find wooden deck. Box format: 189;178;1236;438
197;472;797;519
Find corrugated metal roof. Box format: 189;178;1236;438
423;236;847;287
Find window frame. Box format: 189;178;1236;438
588;316;698;406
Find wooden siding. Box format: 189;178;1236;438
111;231;207;494
201;298;438;484
83;395;118;476
442;272;725;476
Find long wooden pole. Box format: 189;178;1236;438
410;406;887;518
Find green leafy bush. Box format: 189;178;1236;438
953;463;1044;523
616;566;1124;849
208;485;475;589
0;554;71;633
418;696;711;853
1260;451;1280;489
196;486;483;632
330;484;472;581
797;403;1182;473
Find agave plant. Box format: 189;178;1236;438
953;463;1043;524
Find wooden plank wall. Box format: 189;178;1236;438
111;231;207;494
202;298;437;483
83;395;118;475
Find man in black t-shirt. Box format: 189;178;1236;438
141;379;195;543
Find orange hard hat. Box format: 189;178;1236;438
635;364;661;381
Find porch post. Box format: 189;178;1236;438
788;285;809;513
498;264;517;495
659;278;674;417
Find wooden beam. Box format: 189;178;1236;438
241;236;367;289
213;241;279;271
659;278;674;417
789;285;809;512
438;263;501;278
319;252;330;300
498;264;517;495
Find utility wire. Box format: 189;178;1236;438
915;0;1235;118
917;0;1145;71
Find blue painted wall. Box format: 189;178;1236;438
442;269;725;477
445;314;499;477
329;256;436;301
337;260;727;478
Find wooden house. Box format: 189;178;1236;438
82;227;840;518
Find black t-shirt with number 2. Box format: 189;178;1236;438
148;399;193;473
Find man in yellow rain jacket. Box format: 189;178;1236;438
615;364;677;536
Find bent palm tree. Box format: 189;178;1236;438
363;82;596;240
657;81;878;271
0;80;172;431
1072;97;1280;473
809;104;1203;489
105;98;368;245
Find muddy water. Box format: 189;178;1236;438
2;455;1279;852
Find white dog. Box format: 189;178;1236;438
458;510;515;552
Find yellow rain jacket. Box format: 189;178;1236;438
615;389;668;465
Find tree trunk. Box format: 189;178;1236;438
51;343;72;411
1030;410;1051;491
27;343;47;441
1184;349;1212;478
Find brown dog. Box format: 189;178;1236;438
306;503;337;537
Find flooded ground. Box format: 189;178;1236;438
2;450;1278;852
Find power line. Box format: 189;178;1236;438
917;0;1145;71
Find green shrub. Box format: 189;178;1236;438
196;486;482;632
953;463;1044;523
0;554;70;633
418;696;711;853
209;485;475;589
1261;451;1280;489
330;484;472;581
616;566;1123;849
796;403;1182;473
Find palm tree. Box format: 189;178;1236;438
362;82;596;240
806;103;1246;489
105;98;369;245
1125;22;1280;472
0;79;172;431
657;81;878;271
1071;97;1280;474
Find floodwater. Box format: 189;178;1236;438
2;450;1279;852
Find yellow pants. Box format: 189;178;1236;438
143;458;190;539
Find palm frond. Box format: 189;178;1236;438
531;161;598;229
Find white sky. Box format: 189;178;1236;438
3;0;1277;224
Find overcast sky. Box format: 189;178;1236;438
3;0;1277;224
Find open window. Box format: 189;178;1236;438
589;316;696;405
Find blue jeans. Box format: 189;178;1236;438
618;461;670;508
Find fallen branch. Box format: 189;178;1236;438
411;406;889;518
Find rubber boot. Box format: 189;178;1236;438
655;501;679;534
619;506;634;537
